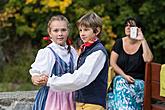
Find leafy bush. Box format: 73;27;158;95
0;38;38;91
0;0;164;91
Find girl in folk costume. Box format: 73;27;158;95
29;15;78;110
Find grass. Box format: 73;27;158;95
0;82;39;92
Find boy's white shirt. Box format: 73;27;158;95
47;50;106;92
29;42;78;76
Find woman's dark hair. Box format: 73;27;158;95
124;17;145;34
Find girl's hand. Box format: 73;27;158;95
124;75;135;83
31;75;40;86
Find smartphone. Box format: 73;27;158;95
130;27;137;39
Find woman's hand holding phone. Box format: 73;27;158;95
136;28;144;40
130;27;144;40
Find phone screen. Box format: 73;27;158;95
130;27;137;39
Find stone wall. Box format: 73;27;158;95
0;91;37;110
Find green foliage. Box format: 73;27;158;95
0;82;38;92
1;42;34;83
0;38;40;91
0;0;165;91
138;0;165;63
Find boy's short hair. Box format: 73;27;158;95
76;11;102;37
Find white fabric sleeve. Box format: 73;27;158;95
29;48;55;76
47;50;106;91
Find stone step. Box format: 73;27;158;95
0;91;37;110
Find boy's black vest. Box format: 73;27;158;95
75;40;109;108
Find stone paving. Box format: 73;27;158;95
0;91;37;110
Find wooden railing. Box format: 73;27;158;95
144;62;165;110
